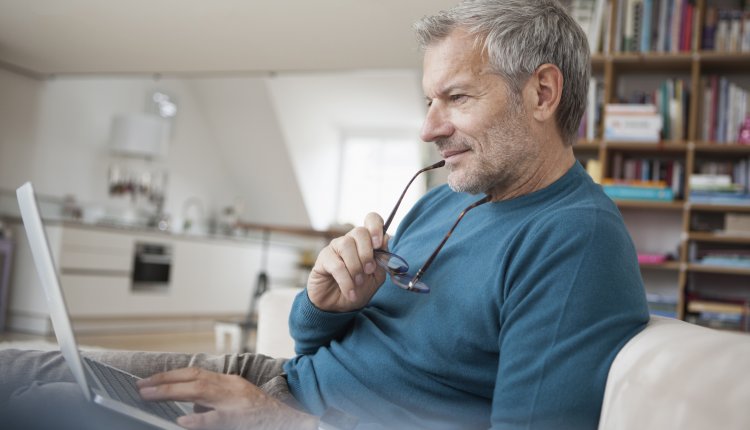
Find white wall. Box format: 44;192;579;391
0;69;42;194
187;77;310;226
266;70;431;230
0;69;310;229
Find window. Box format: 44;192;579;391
336;132;425;231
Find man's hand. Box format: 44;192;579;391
307;212;387;312
137;368;318;430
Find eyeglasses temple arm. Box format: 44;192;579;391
408;195;492;288
382;160;446;233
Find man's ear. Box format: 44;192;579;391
525;63;563;122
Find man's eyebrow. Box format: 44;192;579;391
430;83;471;98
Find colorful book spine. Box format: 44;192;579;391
603;184;675;201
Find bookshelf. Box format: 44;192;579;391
571;0;750;333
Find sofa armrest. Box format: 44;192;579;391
598;316;750;430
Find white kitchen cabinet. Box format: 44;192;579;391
7;221;303;334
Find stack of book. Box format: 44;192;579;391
726;213;750;235
699;250;750;268
615;79;690;142
604;103;662;142
689;173;750;206
689;239;750;268
602;179;674;202
610;154;684;197
686;297;750;332
647;292;678;318
615;0;697;53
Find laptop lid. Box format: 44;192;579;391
16;182;93;401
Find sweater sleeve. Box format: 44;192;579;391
490;208;649;429
288;289;360;355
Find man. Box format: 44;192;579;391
1;1;649;429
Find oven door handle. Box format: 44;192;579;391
137;254;172;265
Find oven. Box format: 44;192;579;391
132;242;172;291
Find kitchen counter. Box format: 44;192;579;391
2;215;326;335
1;213;343;247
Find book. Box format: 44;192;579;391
644;0;657;52
606;103;658;114
690;173;732;188
589;0;607;53
671;0;683;53
624;0;641;52
585;77;602;140
717;9;730;51
729;9;742;52
638;253;669;264
703;6;718;50
604;103;662;142
647;292;679;318
603;184;675;201
689;191;750;206
656;0;669;51
743;11;750;52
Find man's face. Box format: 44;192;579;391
420;30;537;197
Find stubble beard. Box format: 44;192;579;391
441;113;535;197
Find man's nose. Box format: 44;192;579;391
420;104;455;142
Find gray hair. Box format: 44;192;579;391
414;0;590;146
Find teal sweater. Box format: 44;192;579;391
284;162;649;429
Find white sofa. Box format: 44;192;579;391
256;288;750;429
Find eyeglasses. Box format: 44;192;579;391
374;160;491;293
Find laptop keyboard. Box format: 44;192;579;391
84;357;186;422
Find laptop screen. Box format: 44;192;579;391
16;182;93;401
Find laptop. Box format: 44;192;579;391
16;182;191;429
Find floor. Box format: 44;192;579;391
0;329;253;354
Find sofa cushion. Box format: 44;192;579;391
256;287;301;358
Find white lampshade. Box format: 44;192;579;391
109;113;168;158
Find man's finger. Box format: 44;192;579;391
177;410;222;430
347;227;376;275
137;367;216;388
139;379;216;404
364;212;385;249
318;252;356;301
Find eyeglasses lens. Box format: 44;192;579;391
374;250;430;293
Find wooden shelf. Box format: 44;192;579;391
640;261;682;271
692;142;750;154
582;1;750;327
591;55;605;74
687;263;750;276
604;141;689;153
610;52;694;72
688;232;750;244
574;141;600;151
687;203;750;213
698;51;750;69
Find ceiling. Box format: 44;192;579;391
0;0;457;78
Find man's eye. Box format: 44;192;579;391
450;94;467;103
426;99;433;107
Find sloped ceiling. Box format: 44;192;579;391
0;0;457;77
